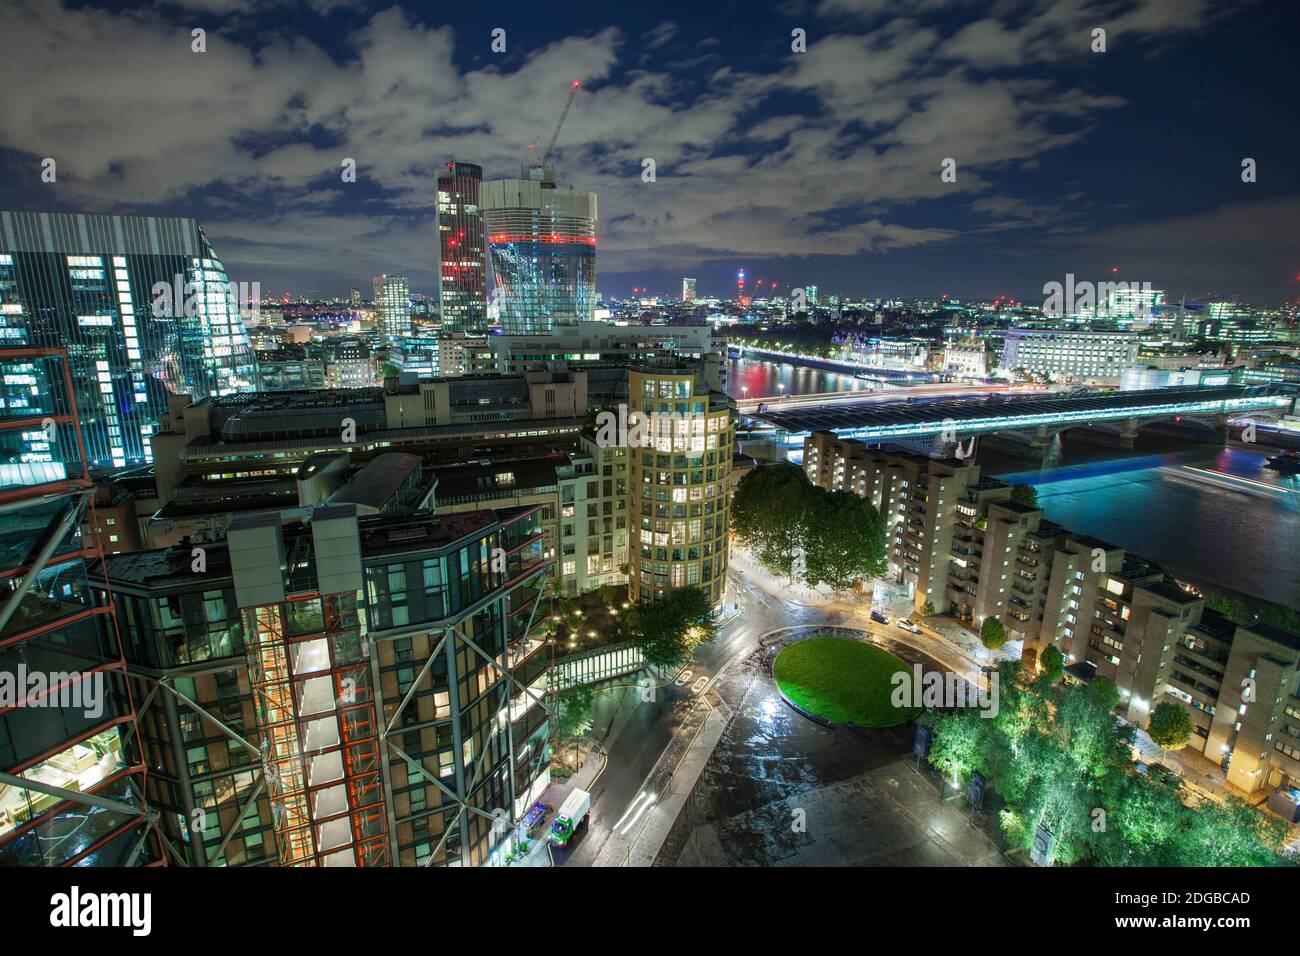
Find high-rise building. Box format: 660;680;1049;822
626;365;734;608
682;278;696;303
0;211;255;468
372;274;411;341
100;504;552;866
482;166;597;334
0;347;156;866
1001;327;1139;385
350;288;361;308
436;162;487;332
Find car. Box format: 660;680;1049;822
896;619;922;634
523;801;552;837
869;609;890;624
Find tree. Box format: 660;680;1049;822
1009;483;1038;508
632;586;716;670
1039;645;1065;683
731;462;811;580
1204;591;1252;624
598;583;616;606
555;684;594;764
921;600;936;617
801;488;888;592
979;616;1006;652
1147;701;1193;758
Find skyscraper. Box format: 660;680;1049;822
372;274;410;341
436;162;486;332
0;211;255;468
682;278;696;303
0;347;156;866
482;165;597;334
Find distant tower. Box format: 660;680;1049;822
372;274;411;340
737;268;747;307
436;162;486;332
682;277;696;303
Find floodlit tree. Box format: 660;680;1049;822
631;586;716;670
1147;701;1193;761
979;615;1007;652
555;683;595;764
731;462;810;580
1039;645;1065;683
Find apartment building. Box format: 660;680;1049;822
98;504;551;867
429;435;630;597
627;367;735;607
803;430;1300;795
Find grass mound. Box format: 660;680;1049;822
772;636;917;727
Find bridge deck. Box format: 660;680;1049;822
756;385;1291;440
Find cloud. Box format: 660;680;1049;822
0;0;1272;296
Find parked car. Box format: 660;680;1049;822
870;609;890;625
896;619;922;634
523;801;552;837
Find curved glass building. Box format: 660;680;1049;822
481;166;597;334
0;212;255;469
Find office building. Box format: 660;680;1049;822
803;431;1300;797
0;211;256;468
1001;327;1139;385
436;162;487;332
372;274;411;341
482;166;597;334
0;348;156;866
626;366;735;607
682;278;696;303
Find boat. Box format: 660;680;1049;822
1265;450;1300;472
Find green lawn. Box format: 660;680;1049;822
772;637;917;727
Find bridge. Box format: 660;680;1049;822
753;385;1295;454
734;382;1029;415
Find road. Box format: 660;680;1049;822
554;564;993;866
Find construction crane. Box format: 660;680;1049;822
529;80;580;172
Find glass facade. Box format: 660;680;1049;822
372;274;410;342
0;348;155;867
437;162;486;332
482;177;597;334
0;212;256;468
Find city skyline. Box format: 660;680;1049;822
0;1;1297;304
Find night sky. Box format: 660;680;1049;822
1;0;1297;304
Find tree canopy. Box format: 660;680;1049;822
731;464;888;592
1147;701;1193;753
979;616;1007;651
922;662;1292;867
628;586;716;669
1009;483;1038;508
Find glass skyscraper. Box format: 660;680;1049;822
436;162;487;332
372;274;411;341
0;212;255;469
482;166;597;334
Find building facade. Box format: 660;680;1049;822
436;162;487;333
1001;327;1139;385
0;348;156;866
100;504;551;867
0;211;256;468
626;366;734;607
372;274;411;341
481;169;597;334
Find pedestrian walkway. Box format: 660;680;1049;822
508;738;609;867
729;548;837;607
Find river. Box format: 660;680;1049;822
726;356;873;400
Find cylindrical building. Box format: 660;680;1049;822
481;166;596;334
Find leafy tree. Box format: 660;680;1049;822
921;600;936;617
801;488;888;592
731;462;811;580
632;586;716;669
1009;483;1038;508
598;583;616;606
979;616;1006;651
1147;701;1193;755
554;684;595;764
920;709;986;785
1039;645;1065;683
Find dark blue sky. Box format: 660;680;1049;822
1;0;1297;304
